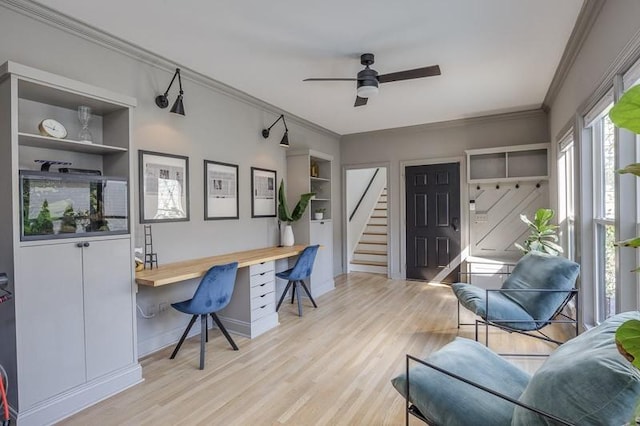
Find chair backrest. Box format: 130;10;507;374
186;261;238;315
501;252;579;322
287;245;319;281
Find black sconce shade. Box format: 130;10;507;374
262;114;289;148
155;68;185;116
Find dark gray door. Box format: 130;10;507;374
406;163;460;282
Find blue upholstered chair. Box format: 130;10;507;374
391;311;640;425
276;245;319;317
170;261;239;370
452;252;579;351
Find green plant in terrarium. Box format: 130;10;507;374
514;208;563;256
59;204;77;233
28;199;54;235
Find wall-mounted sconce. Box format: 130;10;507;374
155;68;185;116
262;114;289;148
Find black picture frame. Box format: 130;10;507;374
251;167;277;218
139;150;190;223
204;160;239;220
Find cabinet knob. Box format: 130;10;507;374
76;243;83;248
83;242;90;248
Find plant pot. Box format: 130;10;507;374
314;212;323;220
282;225;295;247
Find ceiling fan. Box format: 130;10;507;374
303;53;441;107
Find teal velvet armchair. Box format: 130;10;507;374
392;311;640;425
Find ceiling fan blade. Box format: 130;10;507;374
303;78;357;82
354;96;368;107
378;65;441;83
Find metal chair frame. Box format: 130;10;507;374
455;271;579;356
404;354;574;426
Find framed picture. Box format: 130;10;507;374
204;160;239;220
251;167;277;218
139;150;190;223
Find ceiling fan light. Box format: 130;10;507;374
357;85;379;98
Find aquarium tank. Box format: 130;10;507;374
20;171;129;241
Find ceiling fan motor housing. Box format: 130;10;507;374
357;67;379;97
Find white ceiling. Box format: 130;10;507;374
39;0;583;135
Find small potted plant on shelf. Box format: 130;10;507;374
314;208;326;221
277;179;314;246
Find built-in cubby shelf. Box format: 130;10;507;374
466;143;550;183
18;132;128;154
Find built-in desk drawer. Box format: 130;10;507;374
251;300;275;321
251;290;275;310
250;279;275;299
250;261;274;276
250;270;274;287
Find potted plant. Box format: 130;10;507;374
608;85;640;421
314;208;326;220
277;179;314;246
514;208;563;255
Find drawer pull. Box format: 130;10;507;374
260;283;266;287
260;305;266;309
260;272;266;276
260;294;266;298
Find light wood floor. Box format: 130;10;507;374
61;273;562;425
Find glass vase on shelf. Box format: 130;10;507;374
77;105;93;143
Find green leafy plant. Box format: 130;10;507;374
277;179;314;223
609;85;640;421
514;208;563;255
315;208;326;214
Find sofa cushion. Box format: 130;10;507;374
501;252;579;326
392;337;531;426
451;283;537;330
513;311;640;425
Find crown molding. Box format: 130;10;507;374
542;0;606;110
342;108;547;138
0;0;340;139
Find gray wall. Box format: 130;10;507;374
340;110;549;278
0;5;341;355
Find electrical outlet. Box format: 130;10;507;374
159;302;169;313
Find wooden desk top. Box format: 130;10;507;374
135;245;307;287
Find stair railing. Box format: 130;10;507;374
349;168;380;222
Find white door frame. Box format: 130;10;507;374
399;156;468;281
342;161;391;278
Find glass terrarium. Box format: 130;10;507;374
20;171;129;241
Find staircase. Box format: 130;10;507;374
350;188;388;274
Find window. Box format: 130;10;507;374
588;102;616;321
558;133;576;261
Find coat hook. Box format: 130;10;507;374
536;183;541;188
496;184;500;190
515;183;519;189
476;185;480;190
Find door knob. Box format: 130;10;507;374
83;242;90;247
452;217;459;231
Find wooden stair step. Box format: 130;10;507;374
359;241;387;246
363;231;387;235
367;223;386;226
350;260;387;267
354;250;387;255
371;215;387;218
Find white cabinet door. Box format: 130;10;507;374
310;221;333;295
83;238;134;380
17;243;86;409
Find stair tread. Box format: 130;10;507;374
367;223;387;226
350;260;388;267
371;215;387;218
363;231;387;235
354;250;387;255
358;241;387;245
